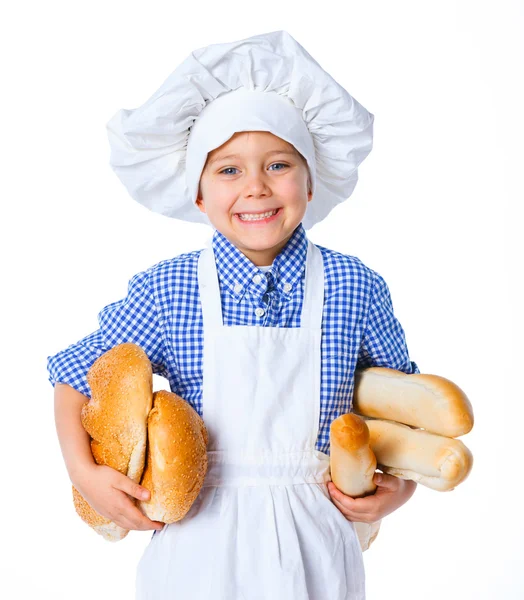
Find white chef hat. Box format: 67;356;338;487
106;30;374;230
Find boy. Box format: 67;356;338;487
49;31;418;599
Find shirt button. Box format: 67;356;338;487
283;283;292;293
253;274;262;284
255;307;265;317
234;283;242;293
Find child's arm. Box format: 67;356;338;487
47;269;168;400
357;270;420;375
328;270;420;521
54;383;95;480
54;383;163;532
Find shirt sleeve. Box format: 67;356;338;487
357;270;420;374
46;269;167;398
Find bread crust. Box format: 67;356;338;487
329;413;381;551
72;343;153;542
353;367;474;437
330;413;377;498
138;390;209;523
364;417;474;491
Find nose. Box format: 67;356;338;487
243;171;271;199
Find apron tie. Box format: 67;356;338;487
202;450;332;487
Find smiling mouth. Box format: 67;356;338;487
236;208;280;221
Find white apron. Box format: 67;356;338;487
135;237;365;599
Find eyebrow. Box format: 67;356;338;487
208;149;297;167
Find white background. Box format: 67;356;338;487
1;1;522;598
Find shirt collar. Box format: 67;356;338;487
212;223;308;302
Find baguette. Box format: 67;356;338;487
72;343;153;542
330;413;382;552
138;390;208;523
354;367;474;437
364;417;473;491
330;413;377;498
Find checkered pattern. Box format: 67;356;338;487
47;223;419;454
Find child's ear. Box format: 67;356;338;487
306;174;313;201
195;194;206;214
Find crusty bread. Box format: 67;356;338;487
72;343;153;542
353;367;474;437
330;413;377;498
364;417;474;491
137;390;208;523
330;413;382;552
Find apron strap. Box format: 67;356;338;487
198;234;324;330
198;235;224;327
301;239;324;330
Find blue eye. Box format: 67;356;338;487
218;163;288;175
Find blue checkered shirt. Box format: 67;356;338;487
47;223;419;454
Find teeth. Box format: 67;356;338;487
238;209;278;221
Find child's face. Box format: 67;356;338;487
196;131;312;266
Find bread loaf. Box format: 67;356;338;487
330;413;382;552
72;343;153;542
353;367;474;437
138;390;208;523
330;413;377;498
364;417;473;491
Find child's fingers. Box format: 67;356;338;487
330;495;355;520
113;473;151;502
113;514;162;532
116;495;164;531
112;513;144;532
328;482;377;521
328;482;358;508
108;474;163;530
332;496;376;523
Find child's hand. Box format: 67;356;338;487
73;463;164;532
327;472;417;524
